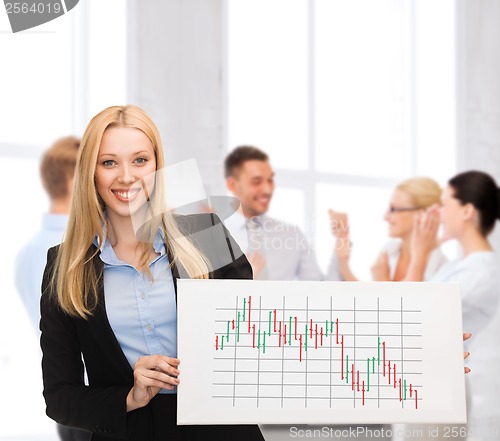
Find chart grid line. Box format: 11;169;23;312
213;294;423;410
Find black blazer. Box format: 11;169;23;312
40;213;253;440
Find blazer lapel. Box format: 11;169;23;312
86;250;134;379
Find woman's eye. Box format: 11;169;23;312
102;160;115;167
135;157;147;164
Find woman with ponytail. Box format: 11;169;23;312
328;176;447;282
40;105;264;441
405;170;500;439
406;170;500;332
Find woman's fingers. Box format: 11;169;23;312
157;357;181;377
411;207;440;256
427;208;440;233
463;333;472;373
140;368;180;390
134;355;181;389
420;207;439;236
127;355;182;411
136;354;181;369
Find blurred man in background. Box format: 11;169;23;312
223;145;340;281
15;135;91;441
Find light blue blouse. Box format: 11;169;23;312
97;229;177;394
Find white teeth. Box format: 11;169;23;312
113;189;138;199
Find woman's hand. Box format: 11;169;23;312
405;204;441;282
371;250;390;281
410;205;440;259
463;332;472;374
126;355;180;412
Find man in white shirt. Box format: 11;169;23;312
223;146;347;441
223;145;340;281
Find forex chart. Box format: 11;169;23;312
177;280;466;425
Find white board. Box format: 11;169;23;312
177;280;466;425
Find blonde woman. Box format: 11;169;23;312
40;105;265;441
328;177;447;281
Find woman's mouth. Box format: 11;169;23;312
112;188;140;202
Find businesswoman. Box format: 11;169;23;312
406;170;500;332
328;176;447;281
405;170;500;437
40;105;265;441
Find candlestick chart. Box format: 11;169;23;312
213;294;422;410
177;280;466;424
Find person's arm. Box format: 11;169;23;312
327;209;358;281
335;240;358;281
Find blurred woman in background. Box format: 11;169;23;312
329;176;447;281
406;170;500;440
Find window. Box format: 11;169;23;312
225;0;458;280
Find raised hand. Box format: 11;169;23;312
328;209;350;241
410;204;440;259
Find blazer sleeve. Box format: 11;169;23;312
40;246;131;439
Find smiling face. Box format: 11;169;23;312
384;189;420;239
227;160;275;218
94;126;157;222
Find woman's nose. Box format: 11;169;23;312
118;165;136;184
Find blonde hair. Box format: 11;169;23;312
52;105;210;318
396;177;442;209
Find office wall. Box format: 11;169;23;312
460;0;500;258
127;0;226;199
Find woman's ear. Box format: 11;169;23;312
463;202;478;224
